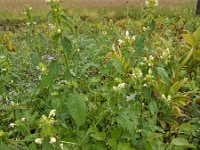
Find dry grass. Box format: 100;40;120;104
0;0;196;21
0;0;195;10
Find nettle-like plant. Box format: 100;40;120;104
144;0;159;31
0;0;199;149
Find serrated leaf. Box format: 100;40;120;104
89;126;106;141
149;101;158;116
39;63;60;89
117;142;133;150
30;52;41;66
171;138;196;148
61;35;72;57
66;94;87;126
135;35;146;56
0;143;16;150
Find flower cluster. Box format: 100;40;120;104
145;0;158;7
160;48;171;64
132;68;143;80
142;55;155;67
144;69;154;84
36;63;48;74
113;83;126;92
45;0;61;3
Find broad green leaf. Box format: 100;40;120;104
89;126;106;141
66;94;87;126
39;63;60;89
30;52;40;66
149;101;158;116
156;67;170;85
179;123;195;136
171;138;196;148
193;26;200;43
111;127;122;138
107;138;117;150
117;142;133;150
179;48;194;69
27;143;37;150
135;35;146;56
0;143;16;150
61;35;72;57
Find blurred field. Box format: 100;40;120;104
0;0;195;10
0;0;196;21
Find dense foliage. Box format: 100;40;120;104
0;0;200;149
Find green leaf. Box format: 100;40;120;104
66;94;87;126
30;52;41;67
89;126;106;141
107;139;117;149
27;143;37;150
39;63;60;89
156;67;170;85
149;101;158;116
178;48;194;69
61;35;72;57
193;26;200;43
171;138;196;148
0;143;16;150
160;37;171;48
117;142;133;150
169;78;187;96
135;35;146;56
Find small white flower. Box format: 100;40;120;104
9;123;16;128
49;109;56;118
60;143;64;150
113;86;118;91
161;94;166;99
154;0;158;6
145;1;149;6
29;7;32;10
112;44;116;51
143;83;147;87
24;11;27;15
26;22;30;26
49;137;56;144
143;27;147;32
21;118;26;122
126;93;136;101
167;95;172;101
57;29;61;33
132;35;136;41
148;69;153;75
35;138;43;145
125;31;129;37
10;101;15;106
149;55;154;61
118;39;123;45
48;23;55;29
118;83;126;89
